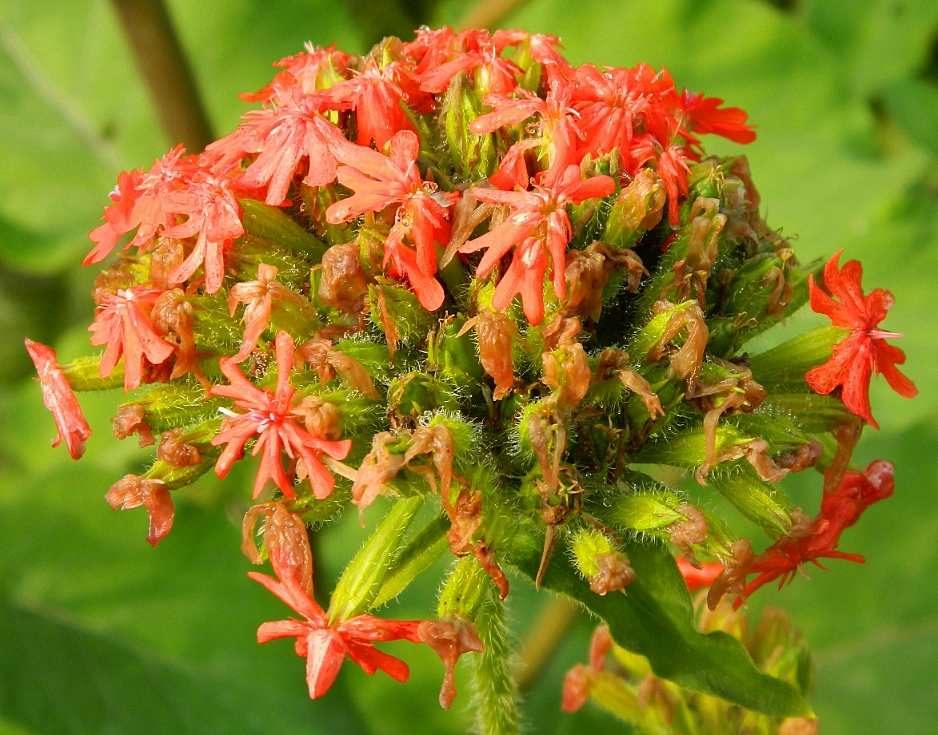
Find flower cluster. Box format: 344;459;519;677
26;25;913;724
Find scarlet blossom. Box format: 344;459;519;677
24;338;92;460
739;460;895;604
210;331;351;499
460;164;615;324
805;251;917;428
326;130;456;311
241;44;352;102
675;557;723;592
105;474;175;547
416;33;520;96
249;554;422;699
470;78;581;190
162;171;247;294
84;146;199;265
208;74;350;206
678;90;757;145
324;60;427;149
89;285;175;391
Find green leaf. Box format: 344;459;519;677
0;595;366;735
883;78;938;157
509;526;812;718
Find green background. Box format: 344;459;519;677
0;0;935;732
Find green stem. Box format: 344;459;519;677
109;0;213;151
472;586;519;735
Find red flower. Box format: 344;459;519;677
805;251;917;428
210;331;351;499
249;554;422;699
24;338;92;460
162;171;246;294
208;74;350;206
324;60;427;149
84;146;198;266
326;131;455;311
675;557;723;592
89;285;175;391
740;460;895;603
105;474;175;547
460;164;615;324
228;264;309;363
241;44;352;102
678;90;756;145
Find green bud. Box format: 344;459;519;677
629;300;698;364
604;169;665;249
329;495;425;622
441;73;497;180
755;393;852;435
708;465;793;537
388;372;459;419
239;198;328;262
438;555;491;620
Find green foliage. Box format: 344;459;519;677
510;527;812;717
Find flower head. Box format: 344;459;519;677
249;554;422;699
210;331;351;499
805;251;917;428
25;339;92;460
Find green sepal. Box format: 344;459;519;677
126;382;217;432
708;464;793;537
754;393;852;435
328;496;425;622
707;257;819;357
509;526;812;718
438;555;490;620
440;73;497;180
299;183;354;246
229;236;316;293
142;419;221;490
603;170;664;250
370;513;450;609
635;423;753;469
388;372;459;419
629;300;699;364
368;282;436;344
428;316;485;385
728;413;812;454
239;198;328;262
748;325;847;388
61;356;124;391
189;293;245;352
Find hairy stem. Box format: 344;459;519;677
109;0;213;151
472;586;519;735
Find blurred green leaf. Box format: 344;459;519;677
883;78;938;156
0;595;369;735
510;529;812;717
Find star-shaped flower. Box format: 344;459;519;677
249;554;422;699
210;331;351;499
805;250;917;428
